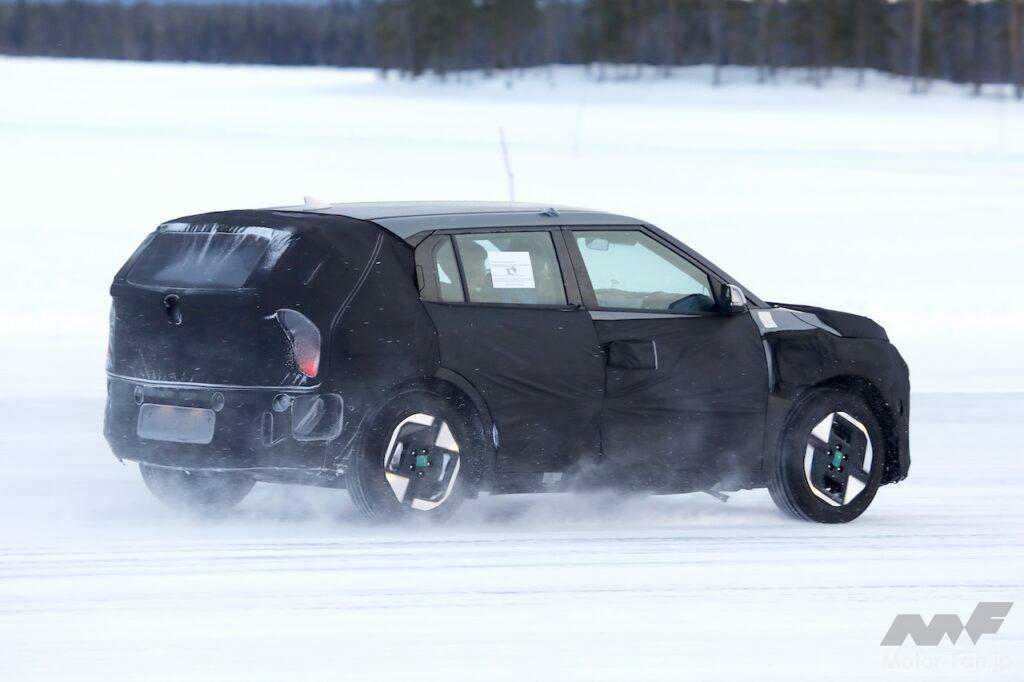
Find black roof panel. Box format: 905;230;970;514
269;201;643;239
273;201;575;220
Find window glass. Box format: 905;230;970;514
573;230;715;313
453;232;567;306
128;231;272;289
433;237;465;302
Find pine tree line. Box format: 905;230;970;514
2;0;1023;96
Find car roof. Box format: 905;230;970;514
259;200;765;307
270;201;644;240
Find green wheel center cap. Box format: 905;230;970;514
414;454;431;468
832;449;844;468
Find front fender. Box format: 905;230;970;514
754;309;911;486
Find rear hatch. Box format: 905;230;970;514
108;220;321;389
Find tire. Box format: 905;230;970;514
767;387;884;523
139;463;255;513
347;391;484;523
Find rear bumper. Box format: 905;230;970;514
104;374;345;472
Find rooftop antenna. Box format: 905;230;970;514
303;196;332;210
498;127;515;202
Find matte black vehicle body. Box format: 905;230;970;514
105;202;909;509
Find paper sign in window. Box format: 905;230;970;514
487;252;535;289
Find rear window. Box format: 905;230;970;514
128;231;272;289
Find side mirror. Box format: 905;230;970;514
721;284;748;314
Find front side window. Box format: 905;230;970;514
453;232;567;306
572;230;715;313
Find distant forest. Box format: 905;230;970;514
2;0;1023;96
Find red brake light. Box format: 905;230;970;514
276;309;320;378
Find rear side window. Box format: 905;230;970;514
453;232;567;306
128;231;271;289
433;238;465;303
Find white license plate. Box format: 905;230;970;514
137;404;216;444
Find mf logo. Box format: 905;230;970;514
881;602;1013;646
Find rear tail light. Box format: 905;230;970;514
276;309;320;378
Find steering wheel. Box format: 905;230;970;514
668;293;716;313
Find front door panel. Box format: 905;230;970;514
566;226;769;491
594;313;768;490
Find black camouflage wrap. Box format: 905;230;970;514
105;207;910;494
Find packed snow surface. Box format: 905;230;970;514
0;59;1022;679
1;394;1021;680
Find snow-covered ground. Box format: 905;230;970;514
0;58;1022;679
1;393;1021;680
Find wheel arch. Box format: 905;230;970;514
370;372;497;493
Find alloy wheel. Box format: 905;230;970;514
803;411;873;507
382;413;462;511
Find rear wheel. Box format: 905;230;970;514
767;387;884;523
347;391;483;522
139;463;255;513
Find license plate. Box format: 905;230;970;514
137;404;216;444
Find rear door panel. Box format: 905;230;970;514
423;303;604;473
419;227;603;474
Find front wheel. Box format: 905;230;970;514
139;463;255;513
767;387;884;523
347;391;484;522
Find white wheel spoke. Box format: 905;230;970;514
847;467;870;483
434;421;459;452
